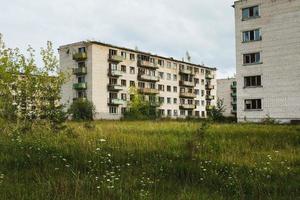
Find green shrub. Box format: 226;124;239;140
68;99;95;121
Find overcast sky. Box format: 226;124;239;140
1;0;236;78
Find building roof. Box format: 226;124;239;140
59;41;217;71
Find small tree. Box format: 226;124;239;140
68;99;95;121
123;87;160;120
208;98;226;122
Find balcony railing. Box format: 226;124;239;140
108;98;125;105
138;88;159;95
73;67;87;75
73;82;87;90
179;68;195;75
109;70;124;77
231;101;237;105
138;74;160;82
180;104;196;110
205;74;214;79
206;95;214;100
206;105;214;110
179;92;196;98
231;92;237;97
138;60;159;69
179;80;195;87
108;55;124;63
73;52;87;61
231;84;236;89
107;84;123;91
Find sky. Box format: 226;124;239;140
1;0;236;78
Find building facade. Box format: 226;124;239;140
234;0;300;123
59;41;217;120
217;78;237;117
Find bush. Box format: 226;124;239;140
68;99;95;121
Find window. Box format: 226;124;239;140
243;52;261;65
130;53;135;61
158;59;164;67
201;111;205;117
201;69;204;74
173;63;177;69
245;99;262;110
130;81;135;87
159;72;164;79
244;76;261;87
158;84;164;91
109;106;118;114
173;74;177;81
159;97;164;103
110;63;118;71
121;80;126;86
159;109;165;116
167;85;171;92
138;82;145;88
195;111;200;117
167;62;171;68
78;62;85;68
201;100;205;106
150;83;156;89
78;76;85;83
173;86;177;93
195;89;199;95
173;110;178;116
109;49;117;56
77;91;86;98
78;47;86;53
167;110;172;116
121;51;126;59
201;90;205;97
242;6;259;20
121;93;127;100
167;98;171;104
194;68;199;74
109;78;117;85
121;65;126;73
180;110;185;116
195;100;200;106
121;107;126;114
130;67;135;74
194;78;199;84
173;98;177;104
167;73;171;80
243;29;261;42
201;79;205;85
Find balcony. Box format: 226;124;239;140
206;105;214;110
73;52;87;61
179;80;195;87
205;74;214;79
108;98;125;105
138;60;158;69
231;92;237;97
206;95;214;100
109;70;124;77
73;67;87;75
231;84;237;89
138;74;160;82
138;88;159;95
231;101;237;105
73;97;87;101
205;84;214;90
180;104;196;110
231;110;237;114
179;92;196;98
107;84;123;91
73;83;87;90
179;68;195;75
109;55;124;63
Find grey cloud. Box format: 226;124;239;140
1;0;236;78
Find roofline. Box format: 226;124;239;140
59;41;217;71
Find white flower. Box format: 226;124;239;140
96;148;100;151
100;139;106;142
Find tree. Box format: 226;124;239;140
123;87;160;120
208;98;226;122
0;33;67;129
68;99;95;121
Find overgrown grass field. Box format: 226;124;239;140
0;121;299;199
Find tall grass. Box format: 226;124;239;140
0;121;299;199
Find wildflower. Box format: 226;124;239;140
97;186;100;189
100;139;106;142
65;164;70;168
96;148;100;151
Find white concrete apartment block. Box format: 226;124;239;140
217;78;237;117
59;41;217;120
234;0;300;123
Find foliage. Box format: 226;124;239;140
208;98;226;122
123;87;160;120
0;33;67;129
0;121;299;199
68;99;95;121
261;114;279;124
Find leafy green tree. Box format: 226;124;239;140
68;99;95;121
208;98;226;122
123;87;160;120
0;33;67;129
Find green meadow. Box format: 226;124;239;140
0;121;299;200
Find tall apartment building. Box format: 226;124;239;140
59;41;217;120
217;78;237;117
234;0;300;123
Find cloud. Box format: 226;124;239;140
1;0;236;78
